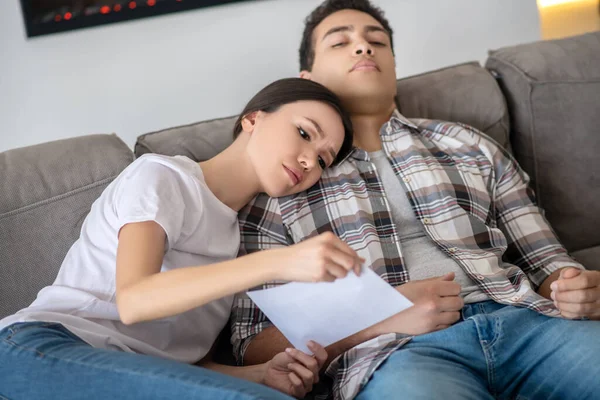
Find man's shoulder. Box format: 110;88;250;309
409;118;504;153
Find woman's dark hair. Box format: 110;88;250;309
299;0;394;72
233;78;354;166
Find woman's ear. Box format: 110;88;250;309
241;112;258;134
299;71;312;80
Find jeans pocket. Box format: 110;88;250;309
4;322;84;346
4;322;57;340
44;323;86;343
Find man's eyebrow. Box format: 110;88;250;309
364;25;388;35
306;117;337;162
321;25;387;41
321;25;353;41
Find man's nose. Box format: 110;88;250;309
354;41;373;56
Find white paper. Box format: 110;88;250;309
247;267;413;353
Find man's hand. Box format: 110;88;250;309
371;272;464;336
262;341;327;399
551;267;600;320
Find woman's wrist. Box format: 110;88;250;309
258;361;269;385
257;248;289;282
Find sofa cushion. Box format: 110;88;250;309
0;134;134;318
135;63;510;160
396;62;510;148
485;31;600;255
135;116;237;161
572;246;600;272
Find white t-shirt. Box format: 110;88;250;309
0;154;240;364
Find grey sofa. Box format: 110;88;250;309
2;32;599;366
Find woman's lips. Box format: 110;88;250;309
284;166;301;185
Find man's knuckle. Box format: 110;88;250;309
424;299;438;312
581;275;590;287
321;232;335;241
316;246;328;259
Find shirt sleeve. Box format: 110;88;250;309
113;157;187;251
489;139;585;290
229;193;291;365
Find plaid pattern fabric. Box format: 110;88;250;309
231;111;583;400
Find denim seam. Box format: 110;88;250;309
482;344;496;397
5;322;60;340
484;317;502;349
475;317;498;397
2;338;46;358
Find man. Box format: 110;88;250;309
231;1;600;399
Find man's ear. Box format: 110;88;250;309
299;70;312;80
241;111;258;134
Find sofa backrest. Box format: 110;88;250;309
486;31;600;268
135;62;509;160
0;134;134;318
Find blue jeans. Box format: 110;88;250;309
356;301;600;400
0;322;293;400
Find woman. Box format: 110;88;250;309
0;78;362;400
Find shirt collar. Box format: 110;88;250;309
346;109;417;162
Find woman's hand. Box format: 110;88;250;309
274;232;364;283
262;341;328;399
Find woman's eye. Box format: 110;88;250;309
332;43;345;48
298;127;310;141
370;41;385;46
318;156;327;170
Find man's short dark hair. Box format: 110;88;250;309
299;0;394;72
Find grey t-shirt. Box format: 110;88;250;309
369;150;489;304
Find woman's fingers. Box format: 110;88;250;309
307;341;328;369
287;372;306;399
318;233;363;275
287;363;314;393
286;347;319;374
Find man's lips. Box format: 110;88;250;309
284;166;302;185
351;59;380;72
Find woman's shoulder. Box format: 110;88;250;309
117;154;202;186
129;154;198;173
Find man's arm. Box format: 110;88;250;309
244;325;380;367
537;268;563;300
244;273;465;368
489;134;585;290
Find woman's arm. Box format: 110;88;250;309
116;222;360;325
115;220;283;325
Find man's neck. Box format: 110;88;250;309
351;104;396;152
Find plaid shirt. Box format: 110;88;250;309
231;110;583;400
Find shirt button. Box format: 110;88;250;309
403;177;411;183
477;275;485;280
448;247;457;253
511;296;521;301
422;218;431;225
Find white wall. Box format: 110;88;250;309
0;0;540;153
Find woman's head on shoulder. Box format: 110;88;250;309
233;78;353;197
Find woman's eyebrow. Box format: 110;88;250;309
305;117;337;161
